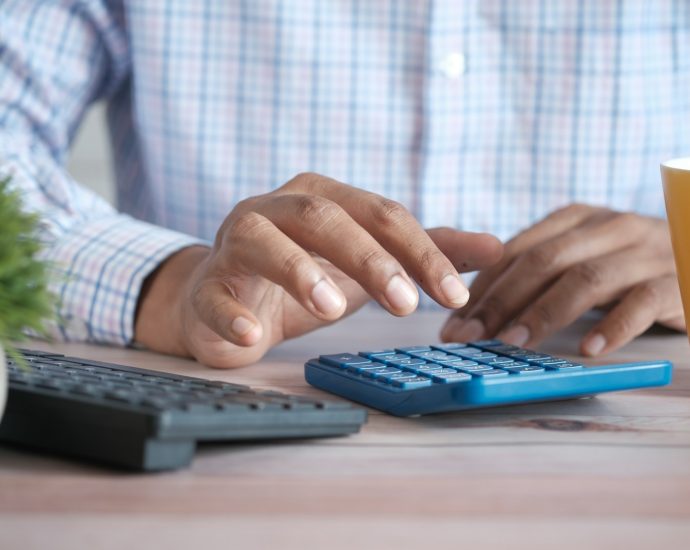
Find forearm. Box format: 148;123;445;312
134;245;211;356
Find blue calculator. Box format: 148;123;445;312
304;340;673;416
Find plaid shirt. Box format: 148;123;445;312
1;0;689;345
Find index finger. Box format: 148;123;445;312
281;173;472;309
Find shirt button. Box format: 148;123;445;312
438;52;466;79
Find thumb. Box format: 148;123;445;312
426;227;503;273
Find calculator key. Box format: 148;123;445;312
443;359;480;368
538;359;569;366
347;364;387;375
430;343;468;351
545;362;583;370
319;354;373;368
364;367;403;378
455;365;492;373
431;372;472;384
358;349;395;359
471;369;510;377
408;350;454;361
407;364;445;374
395;346;431;353
485;356;515;364
379;354;414;364
384;358;427;368
390;376;433;389
431;368;461;376
448;347;484;357
500;365;545;374
470;339;503;347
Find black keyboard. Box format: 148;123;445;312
0;349;367;471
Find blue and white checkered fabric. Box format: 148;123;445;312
1;0;689;345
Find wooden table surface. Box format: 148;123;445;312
1;309;690;549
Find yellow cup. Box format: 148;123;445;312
661;158;690;329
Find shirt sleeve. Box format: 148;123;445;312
0;0;208;345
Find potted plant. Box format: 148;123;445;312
0;175;53;422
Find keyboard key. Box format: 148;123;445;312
443;359;480;368
406;363;445;374
455;364;493;373
390;376;433;389
545;362;583;370
485;356;515;364
407;350;454;361
431;372;472;384
319;353;373;368
379;354;419;364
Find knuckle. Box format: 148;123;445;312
373;198;409;228
523;247;556;272
285;171;322;191
604;314;636;339
417;248;447;274
636;281;661;308
228;211;268;241
356;248;392;274
570;262;606;288
293;195;337;227
476;294;508;326
528;302;555;332
280;251;313;283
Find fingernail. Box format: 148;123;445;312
311;279;345;315
440;274;470;307
584;333;606;356
498;324;530;347
385;275;418;312
454;318;485;342
441;316;465;341
231;316;256;336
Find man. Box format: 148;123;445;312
0;1;685;368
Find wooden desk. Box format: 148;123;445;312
1;310;690;549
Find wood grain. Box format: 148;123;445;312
1;310;689;549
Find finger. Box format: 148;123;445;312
225;212;347;321
581;275;685;356
279;174;470;309
426;227;503;272
192;278;264;347
495;248;670;348
461;204;603;316
454;214;649;340
250;194;420;315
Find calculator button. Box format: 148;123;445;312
455;365;492;373
346;364;386;376
379;354;413;364
471;369;510;377
430;343;468;351
384;358;427;368
358;350;395;359
364;367;403;378
431;368;460;376
538;359;569;366
407;364;445;374
320;354;373;368
448;347;483;357
546;362;583;370
395;346;431;353
500;365;545;374
408;351;454;361
485;356;515;364
431;372;472;384
443;359;480;368
470;339;503;347
390;376;433;389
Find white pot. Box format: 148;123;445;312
0;344;6;423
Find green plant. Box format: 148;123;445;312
0;175;53;359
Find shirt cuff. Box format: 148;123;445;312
40;214;209;345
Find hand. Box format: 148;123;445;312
441;204;685;356
135;173;502;368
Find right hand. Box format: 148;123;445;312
135;173;503;368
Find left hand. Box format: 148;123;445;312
441;204;686;356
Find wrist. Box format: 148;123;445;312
134;245;211;356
